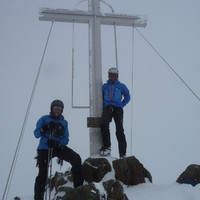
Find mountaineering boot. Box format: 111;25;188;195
119;153;126;159
100;146;111;156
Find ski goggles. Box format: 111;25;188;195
52;106;63;110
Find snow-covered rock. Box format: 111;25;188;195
15;156;200;200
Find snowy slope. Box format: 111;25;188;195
125;183;200;200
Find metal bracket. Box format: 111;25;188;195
87;117;101;128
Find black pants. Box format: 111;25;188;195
34;146;83;200
100;106;127;155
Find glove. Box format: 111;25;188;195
47;139;61;149
53;123;64;138
48;121;57;130
40;121;57;134
40;124;49;134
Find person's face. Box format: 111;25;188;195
109;73;118;82
52;106;63;116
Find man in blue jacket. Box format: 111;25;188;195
100;68;130;159
34;100;83;200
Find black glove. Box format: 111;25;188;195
40;124;49;134
40;121;57;134
48;121;57;130
53;122;64;138
47;139;61;149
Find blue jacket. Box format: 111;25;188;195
34;115;69;150
102;80;130;108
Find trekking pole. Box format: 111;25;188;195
48;148;53;200
45;131;54;200
44;147;51;200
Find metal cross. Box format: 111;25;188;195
39;0;147;156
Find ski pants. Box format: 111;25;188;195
34;146;83;200
100;105;127;155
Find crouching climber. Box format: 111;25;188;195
34;100;83;200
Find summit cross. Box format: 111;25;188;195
39;0;147;156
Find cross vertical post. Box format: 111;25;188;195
88;0;103;155
39;0;147;156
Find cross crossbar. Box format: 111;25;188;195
39;8;147;27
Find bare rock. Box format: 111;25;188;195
113;156;152;185
177;164;200;186
103;179;129;200
64;184;100;200
50;171;68;191
82;157;112;183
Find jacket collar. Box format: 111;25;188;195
107;79;120;85
49;112;64;120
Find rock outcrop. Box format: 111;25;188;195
46;156;152;200
13;156;152;200
63;184;100;200
177;164;200;186
82;157;112;183
113;156;152;185
103;179;129;200
14;159;200;199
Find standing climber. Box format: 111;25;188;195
100;68;130;159
34;100;83;200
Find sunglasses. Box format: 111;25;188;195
52;106;63;110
